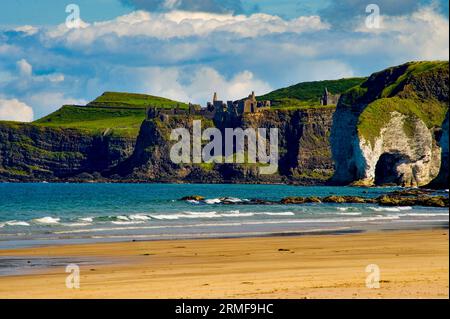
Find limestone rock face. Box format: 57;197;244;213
357;112;440;187
331;61;449;188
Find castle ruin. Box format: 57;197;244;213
320;88;340;106
146;91;271;121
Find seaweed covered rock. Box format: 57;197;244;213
280;197;321;204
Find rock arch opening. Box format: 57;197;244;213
374;152;410;186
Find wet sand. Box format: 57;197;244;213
0;229;448;299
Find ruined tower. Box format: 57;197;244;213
320;87;340;106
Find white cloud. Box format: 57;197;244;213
17;59;32;77
354;6;449;60
14;25;38;36
0;5;448;121
46;10;328;44
0;98;34;122
0;43;21;55
129;66;273;104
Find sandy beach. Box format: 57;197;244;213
0;229;448;299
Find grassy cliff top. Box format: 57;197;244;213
259;77;366;109
34;105;146;137
349;61;449;146
88;92;189;109
32;92;190;137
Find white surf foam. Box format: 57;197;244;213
204;198;222;204
220;212;255;217
261;212;295;216
0;220;31;227
111;221;145;225
149;214;182;220
183;211;221;219
33;217;61;225
129;214;151;221
221;197;243;203
369;207;412;212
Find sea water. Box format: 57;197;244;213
0;183;448;249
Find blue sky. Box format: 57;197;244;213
0;0;317;24
0;0;448;120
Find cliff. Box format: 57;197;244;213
0;61;448;187
108;107;335;184
0;122;134;181
330;61;449;188
0;103;335;184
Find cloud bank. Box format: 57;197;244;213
0;98;34;122
0;4;448;121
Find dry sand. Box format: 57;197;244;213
0;229;448;299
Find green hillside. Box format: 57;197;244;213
342;61;449;146
259;77;366;108
88;92;189;109
33;92;190;137
34;105;146;137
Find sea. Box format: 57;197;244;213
0;183;448;249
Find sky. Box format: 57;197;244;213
0;0;448;121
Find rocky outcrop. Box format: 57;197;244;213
357;111;441;186
0;123;135;181
427;112;449;189
239;108;334;181
331;61;449;188
109;107;335;184
179;192;449;207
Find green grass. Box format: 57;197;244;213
335;61;450;147
0;167;29;176
32;91;191;137
339;86;368;107
88;92;189;109
266;98;337;110
358;97;447;146
381;61;448;98
294;170;333;180
34;105;146;137
259;77;366;108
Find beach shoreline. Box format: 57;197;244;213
0;228;448;299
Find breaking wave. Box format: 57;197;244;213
33;217;61;225
369;206;413;212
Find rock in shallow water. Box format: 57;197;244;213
181;193;448;207
180;195;205;201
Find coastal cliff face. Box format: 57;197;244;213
0;107;335;184
238;108;334;182
0;61;448;187
110;108;335;184
427;112;449;188
331;61;449;188
0;123;135;181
